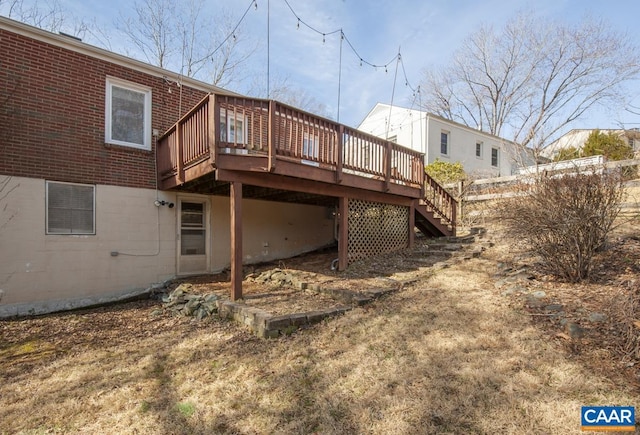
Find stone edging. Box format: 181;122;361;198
216;285;398;338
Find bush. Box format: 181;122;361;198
582;130;633;161
425;159;466;184
499;170;624;282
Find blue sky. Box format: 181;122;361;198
3;0;640;130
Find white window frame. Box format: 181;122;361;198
440;131;449;156
46;181;96;235
220;109;248;145
105;77;152;150
476;141;483;159
491;147;499;167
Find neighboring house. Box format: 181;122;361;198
543;128;640;160
358;103;532;178
0;17;455;317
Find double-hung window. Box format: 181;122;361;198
105;77;152;150
440;131;449;155
220;109;247;145
46;181;95;235
491;147;499;167
476;141;483;158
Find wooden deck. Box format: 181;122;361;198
156;94;457;299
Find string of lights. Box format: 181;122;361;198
208;0;422;117
209;0;258;59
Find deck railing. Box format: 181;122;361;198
157;93;455;229
158;93;426;188
423;173;457;228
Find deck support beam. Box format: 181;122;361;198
409;200;415;249
230;182;243;301
338;196;349;271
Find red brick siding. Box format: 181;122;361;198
0;28;209;189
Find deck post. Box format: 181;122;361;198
268;100;276;172
176;121;184;184
336;124;344;183
338;196;349;271
384;140;392;192
409;200;415;248
230;182;243;301
208;94;218;168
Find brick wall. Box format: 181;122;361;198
0;28;210;189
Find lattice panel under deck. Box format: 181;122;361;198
347;199;409;265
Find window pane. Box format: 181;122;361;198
234;119;244;143
111;85;145;145
491;148;499;166
440;132;448;154
47;182;94;234
181;229;206;255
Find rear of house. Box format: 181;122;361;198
0;17;335;317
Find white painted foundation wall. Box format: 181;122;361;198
0;176;335;317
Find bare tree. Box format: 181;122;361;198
246;74;331;118
422;13;640;162
2;0;88;38
116;0;254;88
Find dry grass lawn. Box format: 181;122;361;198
1;231;638;434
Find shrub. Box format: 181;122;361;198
499;170;624;282
582;130;633;161
425;159;466;184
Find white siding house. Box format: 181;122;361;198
358;103;530;178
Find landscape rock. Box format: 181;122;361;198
566;322;586;339
160;287;220;319
588;312;607;323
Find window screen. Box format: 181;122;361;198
46;182;95;235
111;85;145;145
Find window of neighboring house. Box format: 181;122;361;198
491;147;499;167
220;109;248;145
476;141;483;158
105;77;152;150
46;181;95;235
630;138;636;150
303;131;319;159
440;131;449;155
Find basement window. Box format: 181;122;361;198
105;77;152;150
46;181;95;235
